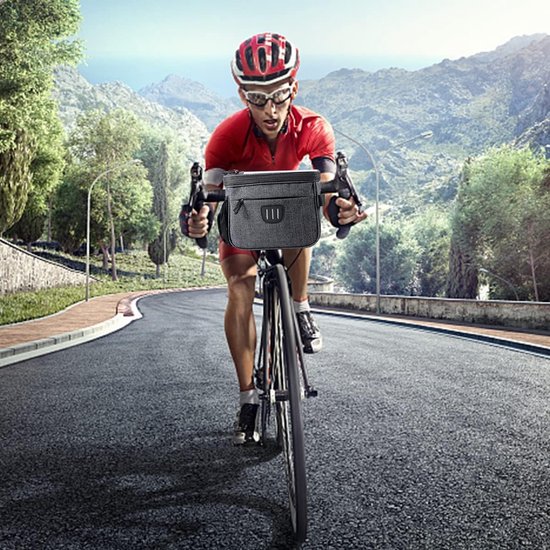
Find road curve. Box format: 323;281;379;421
1;288;549;549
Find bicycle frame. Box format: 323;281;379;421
256;251;318;403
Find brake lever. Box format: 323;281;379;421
181;162;208;249
335;152;365;239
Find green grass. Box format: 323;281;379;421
0;247;226;326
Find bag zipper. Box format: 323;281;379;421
233;198;245;214
232;195;320;215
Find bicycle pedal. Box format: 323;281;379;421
306;387;318;398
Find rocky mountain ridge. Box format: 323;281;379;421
53;34;550;207
298;34;549;150
293;33;550;202
52;67;210;165
139;74;239;131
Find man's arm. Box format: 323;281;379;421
315;162;368;228
308;115;367;228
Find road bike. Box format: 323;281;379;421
181;154;363;542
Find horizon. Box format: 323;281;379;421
78;53;447;98
77;33;547;98
77;0;550;97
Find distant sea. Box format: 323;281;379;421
78;54;441;98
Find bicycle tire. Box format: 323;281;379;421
271;263;308;542
257;278;273;446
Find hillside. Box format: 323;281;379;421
52;67;210;165
53;35;550;208
298;34;549;150
294;34;550;202
139;74;240;131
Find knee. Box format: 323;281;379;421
226;273;256;305
222;255;257;309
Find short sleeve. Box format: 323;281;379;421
305;116;335;163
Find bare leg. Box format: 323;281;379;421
283;247;311;302
221;254;258;391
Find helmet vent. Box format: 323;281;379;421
285;43;292;64
245;46;255;71
258;48;266;72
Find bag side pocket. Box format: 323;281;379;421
217;201;230;244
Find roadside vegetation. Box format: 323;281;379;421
0;247;225;325
1;2;549;314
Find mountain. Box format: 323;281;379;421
292;34;550;202
297;33;549;150
139;74;240;130
52;35;550;208
52;67;210;164
471;33;548;63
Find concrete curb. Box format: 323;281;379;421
0;302;142;368
0;286;225;368
2;287;547;368
252;296;550;356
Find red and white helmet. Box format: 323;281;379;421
231;32;300;87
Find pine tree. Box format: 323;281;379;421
446;158;480;299
147;138;177;276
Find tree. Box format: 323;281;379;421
311;239;338;279
0;0;81;234
336;220;419;295
410;206;451;297
51;171;88;253
142;135;180;276
447;146;550;300
446;231;480;299
6;191;47;250
0;130;33;236
446;158;482;298
59;109;155;278
6;108;66;247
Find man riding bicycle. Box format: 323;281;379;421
181;32;367;445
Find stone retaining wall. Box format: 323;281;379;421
3;243;548;331
0;239;87;294
308;291;550;331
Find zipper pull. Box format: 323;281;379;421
233;198;244;214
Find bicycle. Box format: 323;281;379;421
181;154;364;542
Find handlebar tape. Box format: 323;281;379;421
336;185;352;239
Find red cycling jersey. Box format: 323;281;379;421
204;105;335;261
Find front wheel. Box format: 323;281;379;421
271;264;307;542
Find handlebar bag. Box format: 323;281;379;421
219;170;322;250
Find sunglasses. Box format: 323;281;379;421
243;85;293;107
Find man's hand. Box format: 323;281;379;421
180;204;214;239
334;196;368;226
325;195;368;228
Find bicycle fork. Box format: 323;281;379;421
260;265;318;402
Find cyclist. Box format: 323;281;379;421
181;32;366;445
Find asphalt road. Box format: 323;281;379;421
1;288;550;550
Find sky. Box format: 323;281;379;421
77;0;550;97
